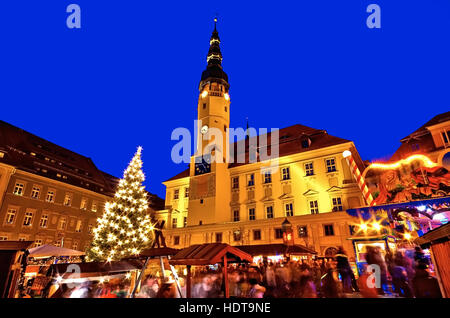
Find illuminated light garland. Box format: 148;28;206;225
367;154;437;171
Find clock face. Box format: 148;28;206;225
201;125;209;135
194;155;211;175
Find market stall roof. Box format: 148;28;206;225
28;244;85;258
49;259;144;279
237;244;317;256
415;222;450;248
138;247;180;258
169;243;252;266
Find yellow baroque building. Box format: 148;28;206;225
155;22;367;259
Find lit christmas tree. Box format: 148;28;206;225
86;146;154;262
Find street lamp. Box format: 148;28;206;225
281;218;294;247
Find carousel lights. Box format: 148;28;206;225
404;233;412;240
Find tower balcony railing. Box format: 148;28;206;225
209;91;223;97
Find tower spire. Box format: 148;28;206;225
200;16;229;90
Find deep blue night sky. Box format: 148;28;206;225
1;1;449;198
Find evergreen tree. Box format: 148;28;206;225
86;146;153;261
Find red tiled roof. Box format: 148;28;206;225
400;111;450;141
165;124;351;181
0;120;117;195
164;166;190;182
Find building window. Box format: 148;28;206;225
63;193;72;206
281;167;290;180
349;225;356;235
55;240;62;247
34;239;43;247
80;198;88;210
203;103;206;109
309;200;319;214
75;220;82;232
6;208;17;224
183;216;187;227
0;236;8;241
264;171;272;184
232;177;239;189
18;237;27;242
13;182;24;196
31;186;41;199
88;224;93;234
441;131;450;144
326;158;337;173
248;208;256;221
233;231;241;241
411;144;420;151
184;188;189;198
91;202;97;212
298;226;308;238
174;236;180;245
332;197;343;211
46;190;55;203
215;232;223;243
39;214;48;228
266;206;274;219
174;189;179;200
247;174;255;187
305;162;314;176
285;203;293;217
324;224;334;236
172;218;178;228
58;217;67;230
253;230;261;241
23;211;34;227
233;210;240;222
72;241;79;250
275;228;283;239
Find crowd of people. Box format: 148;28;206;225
34;246;442;298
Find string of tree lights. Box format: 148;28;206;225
86;147;154;262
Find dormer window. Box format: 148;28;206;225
301;136;311;148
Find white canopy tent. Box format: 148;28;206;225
28;244;85;258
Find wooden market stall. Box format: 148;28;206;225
169;243;252;298
415;222;450;298
0;241;33;298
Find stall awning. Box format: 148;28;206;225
415;223;450;247
237;244;317;256
28;244;85;258
169;243;252;266
49;259;144;279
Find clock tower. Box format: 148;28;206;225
188;19;231;226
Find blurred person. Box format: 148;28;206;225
335;248;353;293
138;276;159;298
69;281;90;298
365;246;388;295
412;262;442;298
156;282;177;298
391;252;413;297
248;278;266;298
297;271;317;298
320;264;340;298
